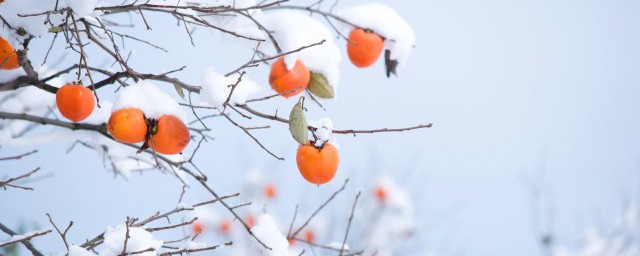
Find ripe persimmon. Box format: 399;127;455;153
219;219;232;234
245;214;256;228
264;183;276;200
0;36;20;70
269;58;310;98
192;221;204;234
149;115;189;155
347;28;384;68
56;83;95;122
296;142;339;185
107;108;147;143
304;230;315;243
374;185;387;203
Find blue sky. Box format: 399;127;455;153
2;0;640;255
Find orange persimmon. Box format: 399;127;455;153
268;58;310;98
192;221;204;234
264;183;276;200
107;108;147;143
56;83;95;122
245;214;256;228
296;142;339;185
347;28;384;68
0;36;19;70
149;115;189;155
220;219;232;234
304;230;315;243
374;185;387;203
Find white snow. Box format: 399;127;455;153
5;228;50;243
0;0;103;47
308;117;333;147
250;214;292;256
66;0;99;17
200;0;265;40
68;245;96;256
199;67;262;110
184;240;208;250
112;80;187;122
552;204;639;256
0;0;60;46
336;3;416;67
100;224;163;256
260;10;341;94
327;241;350;251
176;202;190;210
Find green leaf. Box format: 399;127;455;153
307;72;334;98
48;26;64;33
173;83;185;100
289;97;308;145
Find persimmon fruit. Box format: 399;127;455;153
296;142;339;185
0;36;20;70
347;28;384;68
148;115;190;155
374;185;387;203
192;221;204;234
56;83;95;122
304;230;315;243
219;219;232;234
245;214;256;228
264;183;276;199
269;58;310;98
107;108;147;144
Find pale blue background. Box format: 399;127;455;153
2;0;640;255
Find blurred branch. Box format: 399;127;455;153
0;167;41;191
0;229;52;248
339;191;361;256
290;179;349;238
0;150;38;161
0;223;46;256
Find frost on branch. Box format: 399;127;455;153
199;67;261;110
100;224;163;256
261;10;342;95
337;3;416;74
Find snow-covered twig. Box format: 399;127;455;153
0;229;52;248
0;223;45;256
158;241;233;256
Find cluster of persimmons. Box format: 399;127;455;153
270;28;385;186
1;26;385;185
55;82;191;155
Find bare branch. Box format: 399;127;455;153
339;191;361;256
290;179;349;238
